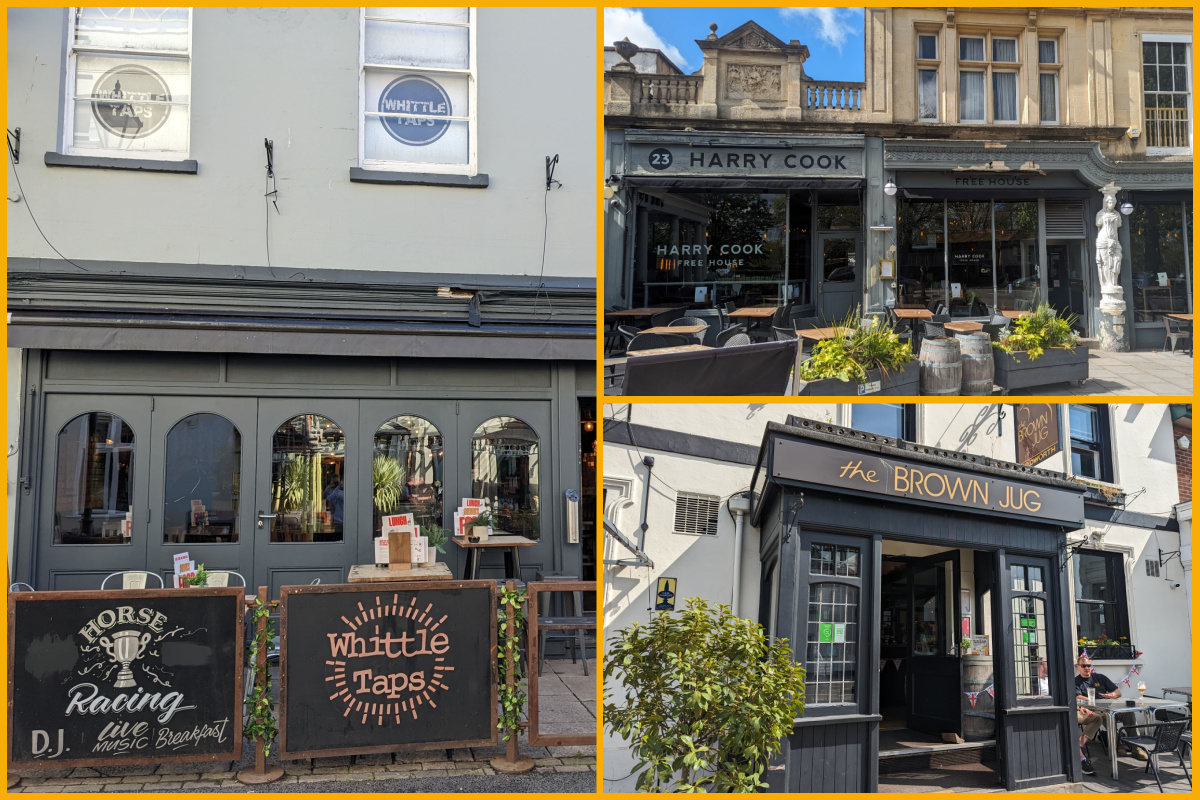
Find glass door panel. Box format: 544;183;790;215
1046;240;1088;332
817;233;860;322
907;549;962;736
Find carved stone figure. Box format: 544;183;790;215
726;64;782;99
1095;183;1125;313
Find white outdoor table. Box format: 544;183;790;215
1081;696;1190;780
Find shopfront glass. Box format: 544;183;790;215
1130;201;1192;322
373;415;444;539
163;413;241;544
896;201;945;310
53;412;135;544
947;201;993;316
994;202;1039;312
269;414;346;543
471;416;540;539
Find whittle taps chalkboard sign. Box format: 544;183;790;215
7;588;244;769
279;580;497;758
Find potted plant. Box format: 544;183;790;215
795;307;918;396
960;635;973;655
467;511;498;542
184;563;210;587
992;303;1088;393
422;523;449;565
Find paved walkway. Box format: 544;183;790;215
1023;347;1192;396
7;658;596;794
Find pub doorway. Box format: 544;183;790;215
877;540;1002;792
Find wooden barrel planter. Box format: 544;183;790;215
957;332;994;396
918;338;961;396
962;655;996;741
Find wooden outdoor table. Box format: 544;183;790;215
999;309;1031;319
727;306;778;318
892;308;933;320
944;321;984;333
627;344;711;357
453;533;538;580
798;326;852;341
1165;313;1193;322
605;306;686;319
639;324;707;335
347;562;453;583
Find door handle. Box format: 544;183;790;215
257;512;277;529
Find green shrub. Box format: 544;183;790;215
604;598;806;792
993;302;1079;360
798;306;913;383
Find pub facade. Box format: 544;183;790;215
603;403;1191;792
604;8;1192;349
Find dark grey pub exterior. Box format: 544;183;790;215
751;417;1087;792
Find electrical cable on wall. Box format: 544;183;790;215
6;132;90;272
533;154;562;319
264;138;280;267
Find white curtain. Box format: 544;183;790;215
919;70;938;120
993;38;1018;63
1038;40;1057;64
960;71;985;121
1040;73;1057;122
960;37;985;61
993;72;1017;121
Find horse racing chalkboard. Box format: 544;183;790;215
280;580;497;758
7;588;244;769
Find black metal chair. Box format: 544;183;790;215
1164;316;1192;353
649;307;685;328
921;320;946;341
1155;708;1192;761
1118;718;1191;792
722;300;737;314
617;324;640;348
689;308;727;347
931;313;952;323
669;316;710;345
773;326;797;341
792;316;821;332
719;331;752;348
983;315;1011;342
627;332;691;352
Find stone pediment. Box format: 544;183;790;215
697;20;810;60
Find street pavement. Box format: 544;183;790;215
1023;346;1192;396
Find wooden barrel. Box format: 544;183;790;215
918;338;961;396
962;655;996;741
957;332;995;396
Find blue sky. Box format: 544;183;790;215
604;7;865;82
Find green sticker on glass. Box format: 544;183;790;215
819;623;833;642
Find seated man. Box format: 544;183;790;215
1075;654;1121;775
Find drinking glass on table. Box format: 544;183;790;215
1137;681;1147;705
1087;686;1096;706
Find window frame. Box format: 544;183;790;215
800;530;867;717
918;68;940;122
1007;557;1057;708
1039;70;1060;125
62;7;194;161
1068;404;1115;484
992;69;1020;124
358;7;479;175
848;403;916;441
1141;33;1192;155
1072;548;1132;648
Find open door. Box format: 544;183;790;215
906;548;962;736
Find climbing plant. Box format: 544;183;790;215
497;584;528;742
244;598;278;756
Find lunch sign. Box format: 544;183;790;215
7;588;244;768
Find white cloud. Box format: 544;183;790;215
779;7;862;50
603;8;690;70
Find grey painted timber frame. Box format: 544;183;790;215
751;420;1085;792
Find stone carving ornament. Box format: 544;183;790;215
1095;182;1124;313
733;31;774;50
726;63;782;99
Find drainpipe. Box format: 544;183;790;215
729;493;752;617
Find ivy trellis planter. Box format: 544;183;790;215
795;360;919;396
993;346;1089;394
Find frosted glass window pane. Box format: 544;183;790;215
919;70;939;119
365;118;469;164
960;37;985;62
74;7;189;52
960;71;985;121
367;7;468;24
74;53;190;104
993;38;1018;63
72;100;188;152
365;19;469;70
993;72;1017;121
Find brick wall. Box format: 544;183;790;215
1174;423;1192;502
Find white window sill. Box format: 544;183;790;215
45;152;197;174
349;168;488;188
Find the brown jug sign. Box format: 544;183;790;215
7;588;244;768
1016;404;1061;466
279;581;497;758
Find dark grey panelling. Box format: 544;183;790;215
348;168;489;188
46;350;221;382
603;420;760;466
227;354;391;386
1006;710;1069;789
395;359;552;388
784;720;871;792
44;152;199;174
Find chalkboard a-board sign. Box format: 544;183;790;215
280;580;497;759
8;588;244;769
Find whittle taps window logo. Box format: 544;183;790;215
90;64;173;139
378;75;453;146
8;590;243;768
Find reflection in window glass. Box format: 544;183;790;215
270;415;345;543
373;415;444;539
54;413;134;544
1129;203;1190;321
472;417;539;538
851;404;905;439
897;201;946;310
947;201;993;315
163;414;240;544
918;69;938;120
810;544;860;577
806;583;859;705
1013;595;1049;696
994;202;1039;311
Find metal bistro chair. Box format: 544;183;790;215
101;571;166;590
648;307;686;328
668;316;711;346
773;325;797;342
719;331;752;348
1163;315;1192;353
9;582;34;592
1118;716;1191;792
535;574;593;677
627;332;691;352
689;308;727;347
921;320;947;341
205;571;247;587
1154;707;1192;762
983;314;1011;342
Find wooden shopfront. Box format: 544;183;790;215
751;417;1087;792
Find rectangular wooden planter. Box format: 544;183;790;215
796;359;919;396
993;346;1089;393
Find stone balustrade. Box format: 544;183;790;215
802;81;864;112
635;75;702;105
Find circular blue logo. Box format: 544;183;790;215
378;76;452;146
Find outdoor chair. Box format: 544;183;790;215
621;339;796;395
205;570;247;587
926;299;944;314
1117;718;1191;792
983;315;1010;341
722;300;737;314
771;303;794;328
603;328;624;355
101;570;165;590
792;316;821;332
773;326;797;341
536;584;592;677
921;320;946;341
1155;708;1191;761
648;307;685;328
689;308;727;347
669;316;710;345
1163;316;1191;353
627;332;691;352
718;330;751;348
9;582;34;592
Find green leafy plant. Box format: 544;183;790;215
281;457;310;511
184;563;210;587
423;523;449;554
993;302;1079;360
497;585;528;742
244;598;279;757
373;454;405;512
468;511;499;530
798;306;914;384
961;635;973;654
604;598;807;793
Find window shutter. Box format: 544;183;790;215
673;492;720;536
1045;200;1086;238
1145;559;1160;577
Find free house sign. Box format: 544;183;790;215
7;588;244;768
279;581;497;757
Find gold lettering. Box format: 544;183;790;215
894;466;909;492
946;476;968;501
973;480;988;505
839;460;858;478
911;468;926;496
1025;490;1041;513
998;486;1013;509
838;459;879;483
923;472;946;498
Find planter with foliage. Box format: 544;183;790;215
1078;635;1137;660
604;598;806;792
993;304;1088;392
795;308;916;396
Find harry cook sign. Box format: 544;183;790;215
630;142;863;178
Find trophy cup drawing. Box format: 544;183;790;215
100;630;152;688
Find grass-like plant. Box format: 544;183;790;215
798;306;914;383
993;302;1079;360
373;454;405;512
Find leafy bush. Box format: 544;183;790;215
423;523;449;554
604;598;806;793
373;454;405;512
993;303;1079;360
798;306;913;383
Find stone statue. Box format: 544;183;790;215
1095;183;1125;313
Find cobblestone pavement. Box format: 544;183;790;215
1023;347;1192;396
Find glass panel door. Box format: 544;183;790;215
1046;240;1088;332
906;549;962;736
817;233;861;322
